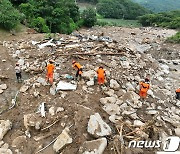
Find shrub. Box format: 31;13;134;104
0;0;22;30
82;8;97;27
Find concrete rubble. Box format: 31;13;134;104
0;26;179;154
53;127;72;152
87;113;112;137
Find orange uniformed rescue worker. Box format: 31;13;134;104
46;60;55;84
97;66;106;85
72;61;82;80
139;78;150;98
176;88;180;100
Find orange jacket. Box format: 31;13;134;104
47;63;55;74
140;82;150;93
72;62;82;70
97;68;105;78
176;89;180;93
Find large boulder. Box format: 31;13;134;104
110;79;120;90
53;128;72;152
87;113;112;138
0;120;12;140
79;138;107;154
0;84;7;90
82;70;96;80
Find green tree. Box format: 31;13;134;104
97;0;150;20
19;0;79;34
82;8;97;27
0;0;22;30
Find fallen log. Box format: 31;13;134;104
57;52;126;56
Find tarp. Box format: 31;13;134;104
56;81;77;91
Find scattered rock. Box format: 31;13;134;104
87;113;112;137
86;80;95;86
49;106;55;116
0;148;12;154
0;120;12;140
0;89;3;94
133;120;145;127
20;85;29;93
103;104;120;115
100;97;116;105
24;114;42;130
12;136;27;148
175;127;180;136
110;79;120;90
0;84;7;90
53;127;72;152
79;138;107;154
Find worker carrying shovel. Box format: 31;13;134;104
139;78;150;98
72;60;83;81
46;59;55;84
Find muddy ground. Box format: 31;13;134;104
0;26;179;154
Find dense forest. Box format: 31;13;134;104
132;0;180;13
138;10;180;29
96;0;150;20
0;0;97;33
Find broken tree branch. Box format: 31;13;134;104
41;119;60;131
57;52;126;56
35;136;58;154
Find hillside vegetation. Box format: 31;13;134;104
96;0;150;20
132;0;180;13
138;10;180;29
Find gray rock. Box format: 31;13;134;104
82;70;96;80
0;148;12;154
87;113;112;137
0;89;3;94
50;85;56;95
100;97;116;105
20;85;29;93
37;77;47;86
103;104;120;115
79;138;107;154
133;120;145;127
53;127;72;152
0;120;12;140
0;84;7;90
110;79;120;90
86;80;95;86
175;127;180;136
49;106;55;116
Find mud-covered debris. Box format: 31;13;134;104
79;137;107;154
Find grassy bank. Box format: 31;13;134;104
97;18;142;27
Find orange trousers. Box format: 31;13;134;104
98;76;105;85
46;73;53;84
139;90;147;98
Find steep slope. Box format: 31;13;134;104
132;0;180;12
